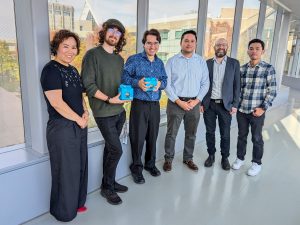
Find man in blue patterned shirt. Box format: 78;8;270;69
232;39;277;176
122;29;167;184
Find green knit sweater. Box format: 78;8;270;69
81;46;124;118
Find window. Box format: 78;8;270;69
149;0;199;110
48;0;137;127
149;0;199;62
160;31;169;40
284;19;299;76
175;30;183;39
205;0;236;59
262;6;277;62
0;0;24;149
236;0;260;65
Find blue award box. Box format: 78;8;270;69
119;84;133;100
144;77;157;91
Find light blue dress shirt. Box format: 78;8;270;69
165;52;210;103
211;55;227;99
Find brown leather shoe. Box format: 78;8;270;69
183;160;198;171
163;161;172;172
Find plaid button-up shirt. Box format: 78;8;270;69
239;61;277;114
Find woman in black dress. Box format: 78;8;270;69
40;29;88;222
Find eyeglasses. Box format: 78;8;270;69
215;43;228;48
107;28;122;37
145;41;159;47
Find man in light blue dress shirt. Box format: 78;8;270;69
163;30;209;172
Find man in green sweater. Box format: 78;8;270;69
81;19;128;205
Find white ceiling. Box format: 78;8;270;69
276;0;300;18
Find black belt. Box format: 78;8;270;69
178;97;196;102
211;99;223;104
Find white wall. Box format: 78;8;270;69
0;120;207;225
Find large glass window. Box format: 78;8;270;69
149;0;199;110
284;20;299;76
48;0;137;127
0;0;24;149
236;0;260;65
205;0;236;59
262;6;277;62
149;0;199;63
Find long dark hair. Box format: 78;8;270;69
99;24;127;54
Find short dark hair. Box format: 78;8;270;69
50;29;80;56
142;29;161;44
181;30;197;43
248;38;265;50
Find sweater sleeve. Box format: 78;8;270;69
81;50;99;98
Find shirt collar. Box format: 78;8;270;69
247;60;264;68
213;55;227;64
142;51;158;62
178;51;197;59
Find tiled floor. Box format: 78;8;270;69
24;87;300;225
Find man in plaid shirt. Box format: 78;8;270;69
232;39;277;176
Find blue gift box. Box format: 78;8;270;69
119;84;133;100
144;77;157;91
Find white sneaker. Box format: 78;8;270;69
231;158;245;170
247;163;262;176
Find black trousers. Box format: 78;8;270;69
46;118;88;222
236;111;265;165
203;101;232;158
129;99;160;175
95;110;126;191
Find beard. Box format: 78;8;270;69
104;35;118;47
215;49;227;58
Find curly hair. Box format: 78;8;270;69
99;24;127;54
50;29;80;56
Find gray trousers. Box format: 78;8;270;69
164;99;200;162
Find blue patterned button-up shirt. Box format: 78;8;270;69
239;60;277;113
121;51;167;101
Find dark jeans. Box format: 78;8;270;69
129;99;160;175
203;101;232;158
46;118;88;222
164;99;200;162
236;111;265;165
95;110;126;190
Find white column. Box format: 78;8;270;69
14;0;50;154
196;0;208;56
137;0;149;53
230;0;244;58
275;11;291;87
257;1;267;39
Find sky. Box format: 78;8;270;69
0;0;263;41
0;0;17;40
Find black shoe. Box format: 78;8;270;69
144;166;161;177
100;189;122;205
114;182;128;193
132;173;145;184
204;155;215;167
221;157;230;171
